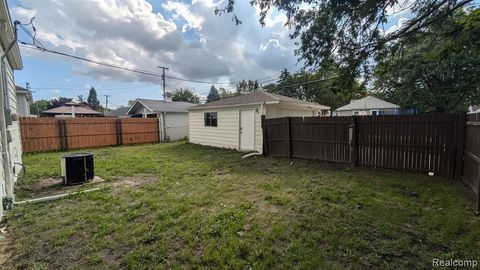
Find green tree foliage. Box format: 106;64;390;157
172;88;200;104
47;97;73;109
87;87;101;110
206;85;220;103
77;94;84;103
267;65;365;112
30;99;49;116
218;0;475;77
236;79;259;94
374;10;480;112
219;88;237;98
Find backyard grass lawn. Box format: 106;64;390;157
2;141;480;269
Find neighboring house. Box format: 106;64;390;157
468;105;480;114
15;85;32;117
188;91;330;152
0;0;24;220
335;96;400;116
41;102;103;117
126;98;194;141
104;106;130;118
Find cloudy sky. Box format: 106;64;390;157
9;0;409;108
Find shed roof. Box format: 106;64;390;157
336;96;400;111
189;91;330;110
42;105;102;115
127;99;194;114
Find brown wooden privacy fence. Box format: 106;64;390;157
20;117;159;153
262;113;466;178
462;113;480;210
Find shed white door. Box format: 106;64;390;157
239;110;255;150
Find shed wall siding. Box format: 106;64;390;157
165;112;189;141
189;105;263;152
336;108;398;116
16;94;29;116
265;104;317;118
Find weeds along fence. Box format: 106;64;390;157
19;117;160;153
262;112;480;211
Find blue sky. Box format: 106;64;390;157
8;0;415;108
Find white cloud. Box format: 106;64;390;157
12;0;299;94
162;1;205;32
385;17;409;35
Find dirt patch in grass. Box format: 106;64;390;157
15;175;157;200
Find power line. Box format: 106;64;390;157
18;43;236;85
270;76;339;90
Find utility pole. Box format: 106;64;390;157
157;66;169;99
26;82;39;117
104;95;110;111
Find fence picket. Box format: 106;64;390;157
262;114;461;177
19;117;160;153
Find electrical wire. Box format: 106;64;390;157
269;76;339;90
18;19;332;92
19;43;237;85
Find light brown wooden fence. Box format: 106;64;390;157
20;117;159;153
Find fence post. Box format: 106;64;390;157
58;119;68;151
115;118;122;146
350;116;357;166
285;117;291;158
261;115;267;156
454;112;466;180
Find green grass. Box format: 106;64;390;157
3;141;480;269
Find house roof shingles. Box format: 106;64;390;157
336;96;400;111
105;107;130;117
42;105;102;115
135;99;194;113
190;91;330;110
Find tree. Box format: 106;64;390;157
172;88;200;104
87;87;100;110
30;99;49;116
47;97;73;109
267;63;365;113
374;10;480;112
217;1;476;78
219;87;237;98
206;85;220;103
236;79;259;94
77;94;84;103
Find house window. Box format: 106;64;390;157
204;112;218;127
371;110;384;116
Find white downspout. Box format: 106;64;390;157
0;60;11;197
162;112;167;141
